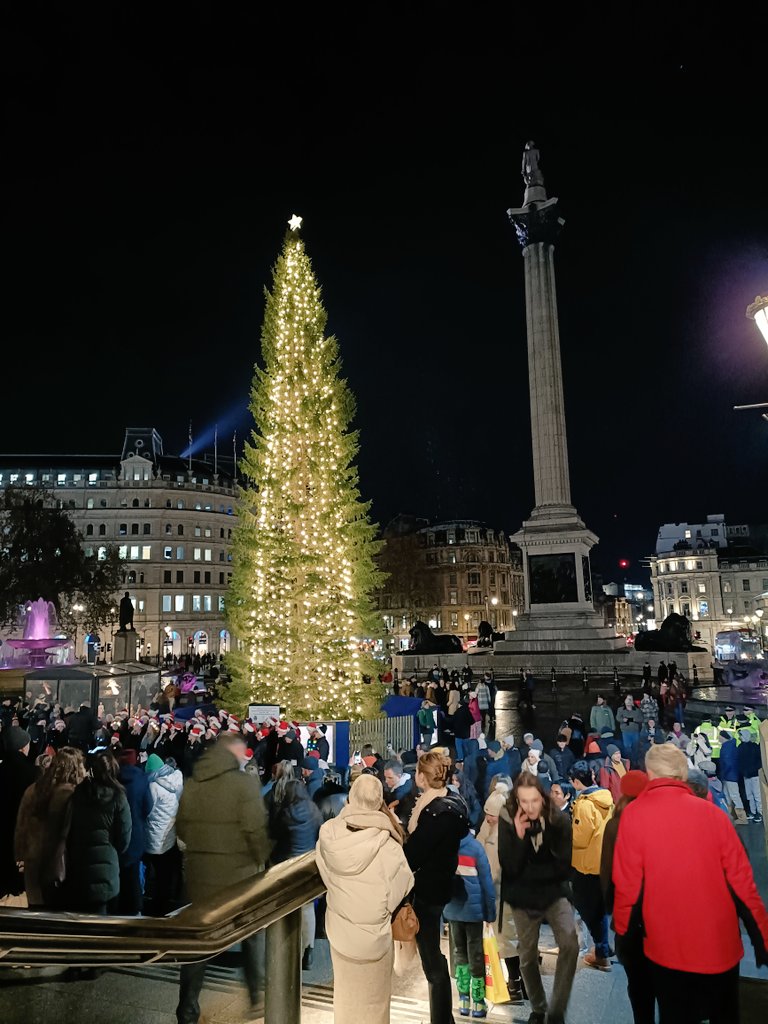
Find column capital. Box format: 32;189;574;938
507;196;564;250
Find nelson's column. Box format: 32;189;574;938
495;142;625;660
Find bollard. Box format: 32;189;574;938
266;905;303;1024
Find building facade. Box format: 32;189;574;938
649;515;768;654
0;427;236;661
375;515;525;649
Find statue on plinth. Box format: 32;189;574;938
118;591;135;632
522;140;544;188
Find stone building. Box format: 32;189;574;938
649;515;768;653
0;427;236;661
375;515;525;649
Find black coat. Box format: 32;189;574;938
453;705;474;741
405;793;469;906
67;708;99;752
498;805;572;911
270;795;322;863
65;780;131;909
0;752;39;896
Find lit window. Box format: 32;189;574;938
87;498;94;509
177;500;184;510
192;595;202;612
142;545;151;560
162;595;172;612
204;595;212;611
118;545;128;559
195;526;201;537
698;583;706;593
669;561;677;572
204;548;212;561
130;545;140;560
684;529;691;539
25;473;34;484
218;596;225;612
176;546;184;559
164;546;173;560
10;474;19;484
194;548;201;561
175;595;184;612
57;474;66;485
97;546;107;561
138;600;145;612
205;527;212;538
699;600;709;616
88;472;97;484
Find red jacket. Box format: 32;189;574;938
613;777;768;974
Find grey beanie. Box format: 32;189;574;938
607;744;620;756
698;759;717;774
4;726;31;754
740;728;754;743
531;739;544;752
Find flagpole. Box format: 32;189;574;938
233;430;237;474
188;420;193;472
214;424;218;476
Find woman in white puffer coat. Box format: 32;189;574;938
316;773;414;1024
144;753;184;916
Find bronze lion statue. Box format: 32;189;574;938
476;619;505;647
409;620;464;654
634;612;706;652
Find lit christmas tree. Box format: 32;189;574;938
228;215;385;720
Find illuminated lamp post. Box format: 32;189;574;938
756;608;765;652
735;296;768;420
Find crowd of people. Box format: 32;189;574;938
1;668;768;1024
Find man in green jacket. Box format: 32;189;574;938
175;732;272;1024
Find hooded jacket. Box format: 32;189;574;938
146;764;184;855
571;786;614;875
404;793;469;905
65;779;131;907
270;792;322;863
176;742;271;902
589;704;616;734
613;778;768;973
118;763;154;866
316;805;414;961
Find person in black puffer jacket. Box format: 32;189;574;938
498;774;578;1024
405;750;469;1024
270;778;323;969
64;750;131;914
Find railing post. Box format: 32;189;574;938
265;906;303;1024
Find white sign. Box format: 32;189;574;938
248;704;281;724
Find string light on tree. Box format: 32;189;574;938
227;216;384;719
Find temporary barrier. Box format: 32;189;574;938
348;714;417;758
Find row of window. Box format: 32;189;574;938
425;549;511;565
83;523;233;539
162;594;225;613
83;545;232;564
82;497;233;512
1;471;227;487
722;579;768;593
162;571;232;585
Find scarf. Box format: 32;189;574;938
613;759;627;778
339;804;404;844
408;786;447;834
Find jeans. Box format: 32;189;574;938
570;871;611;958
621;731;639;765
615;930;655;1024
414;899;453;1024
176;931;265;1024
302;901;316;951
651;961;738;1024
455;737;468;761
511;898;578;1022
449;919;485;978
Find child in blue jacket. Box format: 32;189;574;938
443;831;497;1018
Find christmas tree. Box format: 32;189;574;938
227;215;385;720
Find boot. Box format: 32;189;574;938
470;974;487;1018
302;946;314;970
455;963;471;1017
505;956;527;1002
734;807;749;826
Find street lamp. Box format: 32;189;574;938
756;608;765;650
747;295;768;347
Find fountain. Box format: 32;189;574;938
6;598;71;668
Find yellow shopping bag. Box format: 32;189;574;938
483;924;510;1005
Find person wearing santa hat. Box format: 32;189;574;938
306;723;330;763
276;725;304;766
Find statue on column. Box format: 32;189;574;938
522;140;545;187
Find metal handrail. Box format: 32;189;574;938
0;851;324;967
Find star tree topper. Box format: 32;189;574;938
288;214;303;231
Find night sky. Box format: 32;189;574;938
4;6;768;586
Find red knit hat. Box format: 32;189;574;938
307;722;318;730
276;722;289;735
190;724;204;737
620;770;649;798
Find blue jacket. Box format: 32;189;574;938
717;738;740;783
738;740;761;779
485;750;519;795
118;764;153;866
443;833;496;924
304;762;325;799
270;794;322;863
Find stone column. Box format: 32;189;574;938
523;240;572;509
